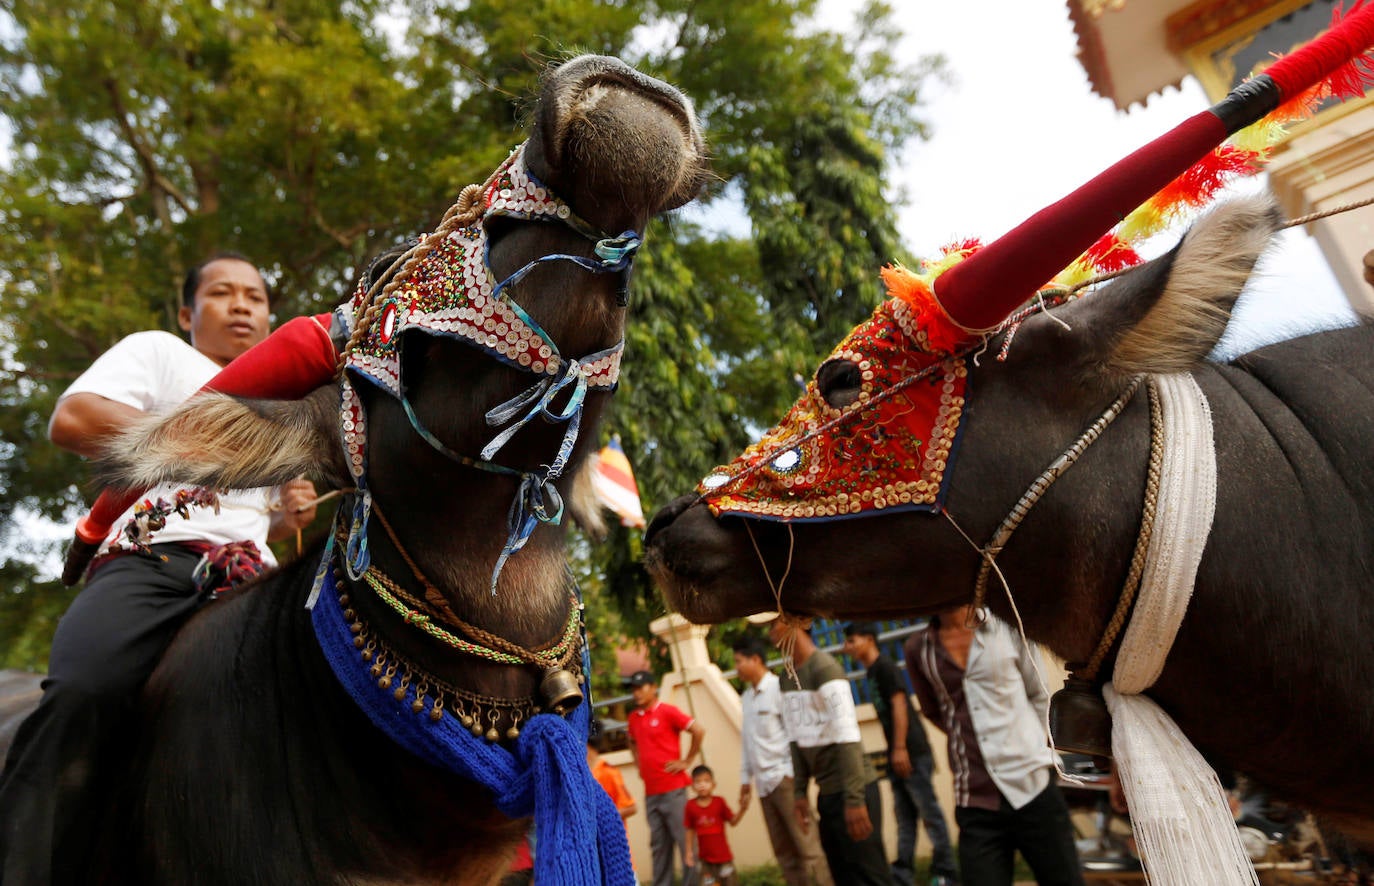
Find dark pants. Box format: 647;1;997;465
816;781;890;886
954;784;1084;886
0;546;208;885
890;754;958;884
645;786;695;886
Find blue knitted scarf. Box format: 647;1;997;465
311;561;635;885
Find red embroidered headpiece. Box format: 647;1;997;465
698;294;968;520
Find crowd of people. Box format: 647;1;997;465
579;612;1084;886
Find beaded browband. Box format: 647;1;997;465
334;142;642;590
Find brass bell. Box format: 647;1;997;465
540;668;583;716
1049;677;1113;759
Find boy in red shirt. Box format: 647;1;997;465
684;765;746;886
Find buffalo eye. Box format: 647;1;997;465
816;359;863;409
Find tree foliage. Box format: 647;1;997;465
0;0;942;672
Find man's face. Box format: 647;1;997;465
178;258;270;366
631;681;657;707
766;618;803;649
841;633;875;660
733;652;760;684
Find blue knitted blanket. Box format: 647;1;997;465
311;564;635;885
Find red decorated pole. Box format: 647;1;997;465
61;313;339;585
933;2;1374;333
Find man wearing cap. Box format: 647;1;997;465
843;622;958;886
626;670;705;886
766;617;890;886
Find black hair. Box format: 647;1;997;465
181;251;266;308
691;764;713;779
731;637;769;662
587;717;608;752
844;622;880;640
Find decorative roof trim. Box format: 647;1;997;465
1068;0;1120;103
1166;0;1305;52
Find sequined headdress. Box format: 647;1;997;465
337;142;641;587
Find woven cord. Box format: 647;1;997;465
1079;378;1164;681
971;375;1145;612
351;505;581;669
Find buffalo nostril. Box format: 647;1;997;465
645;494;697;544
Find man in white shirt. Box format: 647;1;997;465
733;637;833;886
0;253;318;885
905;606;1083;886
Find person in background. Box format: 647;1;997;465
766;616;891;886
499;832;535;886
0;253;318;885
843;622;959;886
904;605;1084;886
733;636;833;886
626;669;706;886
588;716;638;867
684;764;744;886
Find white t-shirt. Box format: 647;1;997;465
60;330;278;566
739;671;794;799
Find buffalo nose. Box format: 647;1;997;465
644;494;697;545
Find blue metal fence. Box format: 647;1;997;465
811;618;926;704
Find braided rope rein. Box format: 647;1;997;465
1079;377;1164;681
970;374;1146;615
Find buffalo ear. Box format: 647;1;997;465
565;454;608;543
96;384;348;493
1040;194;1282;382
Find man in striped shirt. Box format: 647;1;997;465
903;606;1083;886
767;618;890;886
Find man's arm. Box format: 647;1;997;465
791;742;813;833
49;393;143;458
626;730;641;773
665;721;705;774
889;689;913;778
1014;632;1051;720
267;478;318;542
904;634;946;733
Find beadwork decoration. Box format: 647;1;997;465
342;143;625;400
118;488;222;554
335;141;641;588
699;295;968;521
335;568;585;743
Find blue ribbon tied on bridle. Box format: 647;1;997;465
391;231;639;593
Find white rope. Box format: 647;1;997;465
1104;372;1257;886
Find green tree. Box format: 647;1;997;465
0;0;941;671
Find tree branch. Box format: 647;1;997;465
101;76;194;217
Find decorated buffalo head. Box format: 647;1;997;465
644;195;1283;651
